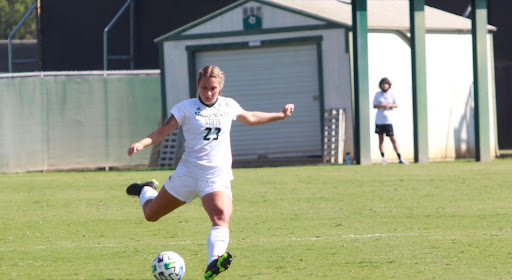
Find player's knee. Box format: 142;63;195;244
212;215;227;224
212;209;231;224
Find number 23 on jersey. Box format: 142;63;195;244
203;127;221;141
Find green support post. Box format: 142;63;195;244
352;0;371;165
471;0;491;162
410;0;429;163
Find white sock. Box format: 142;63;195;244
139;186;158;208
207;226;230;265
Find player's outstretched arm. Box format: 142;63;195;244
128;115;179;156
236;104;294;126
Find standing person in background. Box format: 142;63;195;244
373;77;408;165
126;65;295;279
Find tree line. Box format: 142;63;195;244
0;0;37;40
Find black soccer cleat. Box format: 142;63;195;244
125;179;159;196
204;252;233;280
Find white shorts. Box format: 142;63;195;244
164;174;232;204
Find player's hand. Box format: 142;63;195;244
128;143;143;157
282;104;295;119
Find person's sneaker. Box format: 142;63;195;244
381;158;387;165
126;179;159;196
204;252;233;280
399;159;409;165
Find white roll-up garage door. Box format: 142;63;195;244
195;43;321;159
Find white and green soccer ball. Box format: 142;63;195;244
152;251;186;280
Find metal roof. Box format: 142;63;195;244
155;0;496;43
268;0;496;32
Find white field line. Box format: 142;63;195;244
1;233;473;250
292;233;428;241
0;241;194;251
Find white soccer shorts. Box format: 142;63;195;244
164;174;232;203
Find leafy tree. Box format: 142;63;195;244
0;0;37;39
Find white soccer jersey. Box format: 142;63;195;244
373;91;397;125
170;96;244;181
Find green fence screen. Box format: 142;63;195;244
0;72;162;173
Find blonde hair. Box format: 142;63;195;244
197;65;225;89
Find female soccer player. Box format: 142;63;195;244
126;65;295;279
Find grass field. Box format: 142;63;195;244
1;159;512;279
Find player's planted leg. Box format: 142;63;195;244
202;191;233;279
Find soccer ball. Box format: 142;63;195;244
152;251;186;280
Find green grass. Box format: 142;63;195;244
1;159;512;279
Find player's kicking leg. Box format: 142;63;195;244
127;178;186;222
126;179;159;196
